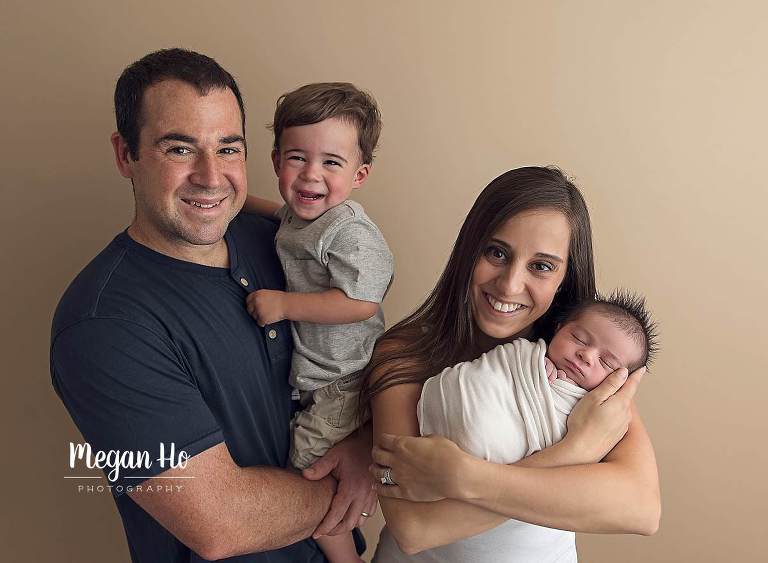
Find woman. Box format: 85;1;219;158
360;167;659;561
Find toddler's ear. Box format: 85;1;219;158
353;163;371;188
270;149;281;176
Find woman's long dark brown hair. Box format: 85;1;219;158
359;166;597;411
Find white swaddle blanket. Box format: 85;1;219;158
374;339;586;563
418;338;586;462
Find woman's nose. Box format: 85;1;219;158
497;264;525;296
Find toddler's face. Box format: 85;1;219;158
272;117;369;221
547;309;642;390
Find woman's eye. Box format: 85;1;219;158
530;262;554;272
484;246;507;263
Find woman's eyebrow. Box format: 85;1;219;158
488;239;564;263
534;252;564;263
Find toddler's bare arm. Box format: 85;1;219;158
246;288;378;326
242;194;282;218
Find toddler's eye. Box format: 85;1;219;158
324;159;341;167
287;155;306;162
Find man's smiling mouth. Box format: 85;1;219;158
182;197;225;209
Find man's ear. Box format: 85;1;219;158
271;149;281;177
352;163;371;189
111;132;134;179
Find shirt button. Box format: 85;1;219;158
268;329;277;339
239;277;249;287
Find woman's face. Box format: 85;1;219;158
470;209;570;344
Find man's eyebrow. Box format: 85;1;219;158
154;133;245;145
155;133;196;145
488;239;564;263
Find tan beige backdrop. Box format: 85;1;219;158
2;1;767;561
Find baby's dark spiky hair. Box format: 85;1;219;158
559;289;660;371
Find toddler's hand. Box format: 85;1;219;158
246;289;287;326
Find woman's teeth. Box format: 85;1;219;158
486;294;525;313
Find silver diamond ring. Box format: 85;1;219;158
380;467;396;486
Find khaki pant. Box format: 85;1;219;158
290;371;369;470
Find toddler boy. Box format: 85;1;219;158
245;82;393;563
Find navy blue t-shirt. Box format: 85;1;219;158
51;214;327;562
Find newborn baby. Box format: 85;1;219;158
418;290;659;463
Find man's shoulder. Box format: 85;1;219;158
51;233;131;340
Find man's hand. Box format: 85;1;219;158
371;433;469;502
302;427;377;537
246;289;288;326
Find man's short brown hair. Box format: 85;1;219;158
270;82;382;165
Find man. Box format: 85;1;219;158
51;48;374;562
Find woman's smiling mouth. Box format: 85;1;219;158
485;292;527;313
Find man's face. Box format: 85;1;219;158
116;79;247;259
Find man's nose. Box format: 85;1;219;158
190;152;222;188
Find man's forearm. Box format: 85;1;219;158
130;443;335;559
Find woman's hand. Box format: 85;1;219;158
565;366;646;463
371;433;470;502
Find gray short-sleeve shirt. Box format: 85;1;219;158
276;200;393;390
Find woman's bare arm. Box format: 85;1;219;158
372;362;659;554
371;381;508;554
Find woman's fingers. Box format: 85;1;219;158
589;367;629;403
371;445;394;468
613;366;646;401
377;432;400;451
